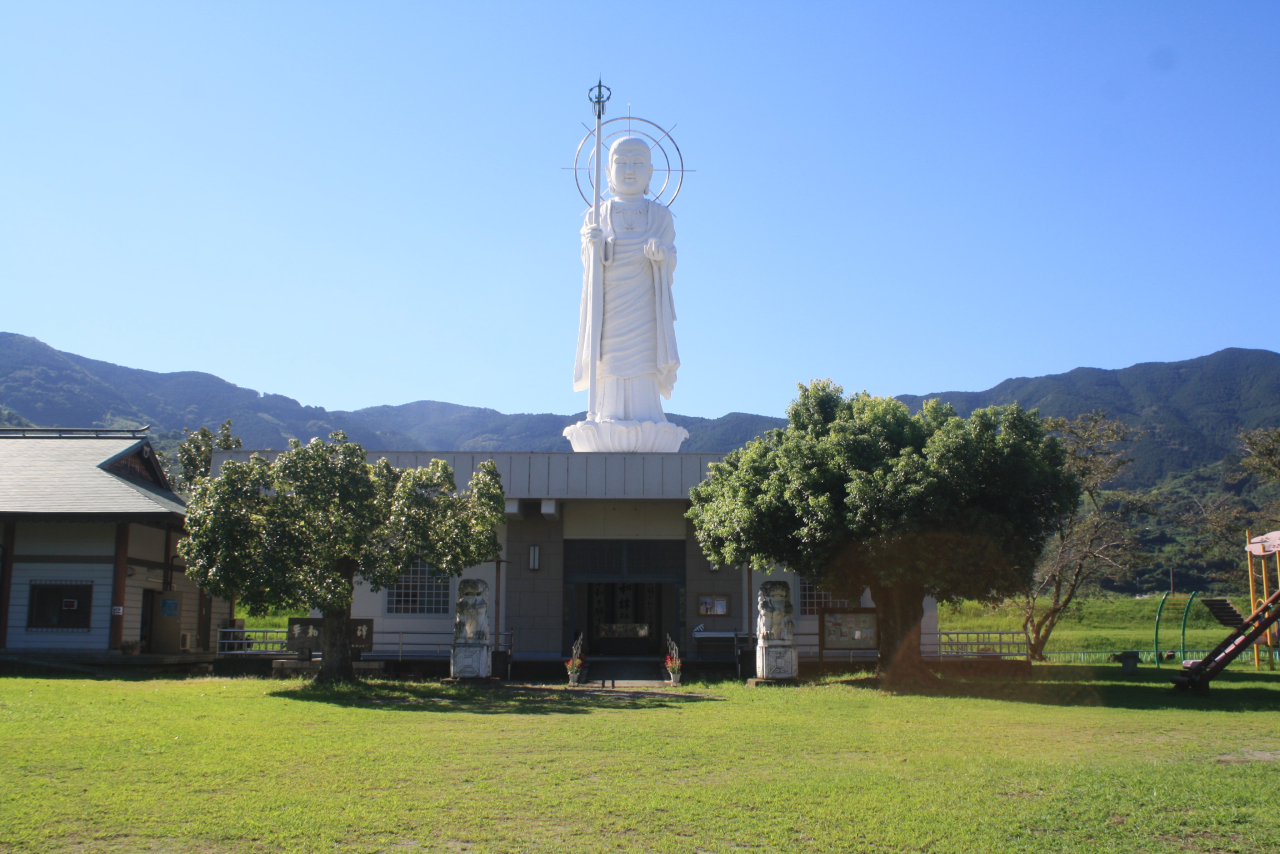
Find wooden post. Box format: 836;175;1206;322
0;521;15;649
1247;530;1259;669
109;522;130;650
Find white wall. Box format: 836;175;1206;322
14;521;115;556
6;522;116;650
127;523;167;564
7;562;114;650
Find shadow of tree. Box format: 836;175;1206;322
831;665;1280;712
270;679;724;715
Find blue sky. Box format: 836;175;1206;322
2;3;1277;419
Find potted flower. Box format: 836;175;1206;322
566;656;585;685
120;641;140;656
664;654;682;686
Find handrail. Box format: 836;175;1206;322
217;627;515;659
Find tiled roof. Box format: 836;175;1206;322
0;438;186;517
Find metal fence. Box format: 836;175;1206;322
1038;648;1273;666
922;631;1030;661
218;628;287;655
217;628;514;660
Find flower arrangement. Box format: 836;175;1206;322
565;657;585;674
664;654;681;674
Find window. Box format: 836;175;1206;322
798;579;848;617
27;582;93;631
387;563;451;615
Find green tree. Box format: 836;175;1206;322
177;432;505;684
687;382;1078;675
169;419;242;495
1019;413;1146;659
1241;426;1280;485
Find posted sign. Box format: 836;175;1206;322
820;608;878;651
286;618;374;651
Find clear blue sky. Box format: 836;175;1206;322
2;3;1277;419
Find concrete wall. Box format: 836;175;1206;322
504;511;565;660
347;525;506;658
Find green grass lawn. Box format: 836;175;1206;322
3;668;1280;853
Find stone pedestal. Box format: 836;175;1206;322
756;642;798;681
563;419;688;453
451;642;491;679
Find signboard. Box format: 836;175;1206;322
286;618;374;651
160;597;181;618
698;594;730;616
820;608;878;651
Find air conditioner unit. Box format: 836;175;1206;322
179;633;191;651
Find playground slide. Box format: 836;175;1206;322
1171;587;1280;693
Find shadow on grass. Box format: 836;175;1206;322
830;665;1280;712
270;679;725;715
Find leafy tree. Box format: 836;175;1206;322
1019;413;1146;659
688;382;1078;676
178;432;505;684
169;420;242;495
1241;426;1280;485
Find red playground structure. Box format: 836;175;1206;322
1172;530;1280;693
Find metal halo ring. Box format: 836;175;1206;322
573;116;685;208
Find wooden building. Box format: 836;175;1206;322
0;428;230;656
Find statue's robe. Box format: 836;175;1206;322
572;199;679;423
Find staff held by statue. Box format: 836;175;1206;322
586;79;610;422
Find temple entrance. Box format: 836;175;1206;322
585;582;665;656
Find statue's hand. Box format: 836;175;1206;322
581;225;603;248
644;239;667;262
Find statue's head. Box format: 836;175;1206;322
606;137;653;198
759;580;790;607
458;578;487;607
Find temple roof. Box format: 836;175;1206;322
0;436;186;519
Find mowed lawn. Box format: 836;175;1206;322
2;669;1280;854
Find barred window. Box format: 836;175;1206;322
27;582;93;630
387;563;451;615
798;579;848;617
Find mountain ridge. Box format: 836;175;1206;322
2;332;1278;486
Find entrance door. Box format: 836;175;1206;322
587;582;664;656
140;589;155;653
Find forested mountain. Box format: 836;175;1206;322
898;348;1280;487
0;333;785;454
3;332;1278;487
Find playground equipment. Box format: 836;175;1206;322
1244;530;1280;668
1172;530;1280;693
1153;591;1199;668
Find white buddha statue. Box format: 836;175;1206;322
564;136;689;453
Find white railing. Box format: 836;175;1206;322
922;631;1029;661
216;627;514;660
218;628;287;654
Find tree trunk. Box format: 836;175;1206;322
316;605;356;685
870;580;933;683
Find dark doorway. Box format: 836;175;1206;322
586;582;665;656
140;589;155;653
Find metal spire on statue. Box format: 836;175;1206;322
586;79;610;422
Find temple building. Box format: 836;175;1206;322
211;448;938;665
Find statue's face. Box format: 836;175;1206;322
608;140;653;197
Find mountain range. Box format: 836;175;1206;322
2;331;1278;488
